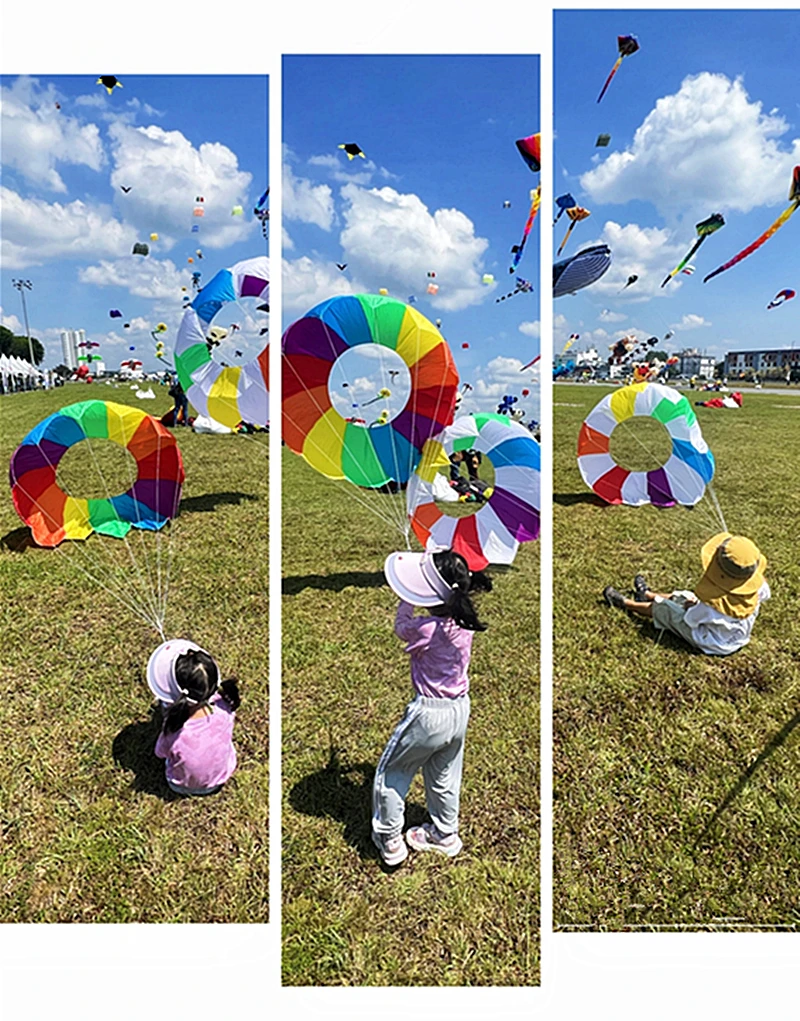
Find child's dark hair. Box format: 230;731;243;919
163;649;241;734
432;550;492;632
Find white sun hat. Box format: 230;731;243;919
146;638;204;704
383;550;454;607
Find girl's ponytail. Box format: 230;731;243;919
432;550;492;632
163;649;220;734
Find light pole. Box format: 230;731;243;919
11;278;35;366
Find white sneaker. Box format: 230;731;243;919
372;831;408;866
406;823;463;857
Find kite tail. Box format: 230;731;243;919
557;221;576;257
510;188;541;273
597;56;623;103
661;235;705;288
703;203;797;284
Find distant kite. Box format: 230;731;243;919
132;242;149;256
553;193;576;225
705;167;800;284
557;206;591;256
661;213;725;287
120;186;131;193
339;142;365;160
515;133;541;173
97;76;122;95
109;310;122;318
521;355;541;371
597;35;639;103
496;277;533;302
336;263;347;271
767;288;796;309
510;185;541;273
595;133;611;147
620;274;639;291
503;200;511;209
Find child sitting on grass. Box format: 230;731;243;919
147;640;240;796
603;531;769;657
372;549;492;866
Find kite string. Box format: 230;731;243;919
29;433;164;629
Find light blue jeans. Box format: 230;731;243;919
372;693;470;839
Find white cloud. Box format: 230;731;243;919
283;256;358;314
0;307;24;333
463;355;539;417
338;184;490;312
672;313;711;330
599;309;627;323
554;314;567;329
581;73;800;219
78;257;191;300
283;163;335;230
0;76;105;192
0;187;138;268
307;152;398;187
519;320;540;338
107;122;255;248
581;220;686;299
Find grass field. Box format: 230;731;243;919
282;448;540;985
0;383;268;923
554;382;800;930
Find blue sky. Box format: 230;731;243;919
554;9;800;365
283;54;540;421
1;74;267;373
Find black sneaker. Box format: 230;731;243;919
604;586;627;609
633;574;648;601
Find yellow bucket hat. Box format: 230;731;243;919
694;532;767;618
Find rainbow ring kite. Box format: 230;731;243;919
175;256;269;429
408;413;540;571
9;400;184;546
282;294;458;488
577;382;715;506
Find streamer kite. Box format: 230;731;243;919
10;401;184;546
553;193;576;225
557;206;591;256
510;185;541;272
767;288;796;309
705;168;800;284
661;213;725;288
597;35;640;103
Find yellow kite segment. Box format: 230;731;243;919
303;407;347;479
610;381;648;423
416;438;451;482
207;366;244;428
107;402;146;448
395;305;443;367
62;496;93;540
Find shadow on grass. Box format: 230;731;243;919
554;493;607;507
1;526;38;552
693;705;800;850
598;601;705;654
180;491;259;514
282;571;385;596
112;704;181;802
288;745;427;866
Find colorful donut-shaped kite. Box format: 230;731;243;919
282;294;458;488
9;400;184;546
408;413;540;571
577;381;714;506
175;256;269;429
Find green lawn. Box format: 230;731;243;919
0;383;267;922
282;448;540;985
554;383;800;930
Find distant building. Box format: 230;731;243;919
678;348;716;378
59;329;85;370
724;348;800;377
